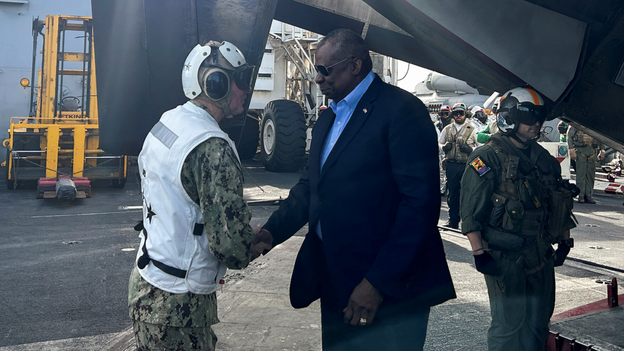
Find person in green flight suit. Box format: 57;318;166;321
460;87;577;351
557;120;569;143
567;126;605;204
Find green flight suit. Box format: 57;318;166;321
567;127;601;198
460;133;576;351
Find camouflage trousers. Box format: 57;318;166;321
133;320;217;351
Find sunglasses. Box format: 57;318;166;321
452;111;465;116
315;56;355;76
232;65;254;92
439;111;450;116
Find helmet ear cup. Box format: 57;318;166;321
201;68;230;101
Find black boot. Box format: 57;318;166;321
585;195;596;204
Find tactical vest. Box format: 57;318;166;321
572;129;598;147
482;135;563;252
444;122;475;163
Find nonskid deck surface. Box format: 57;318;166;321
0;157;622;350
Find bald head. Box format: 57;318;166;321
317;29;373;75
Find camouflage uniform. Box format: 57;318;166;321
129;137;254;350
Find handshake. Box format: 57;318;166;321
251;225;273;261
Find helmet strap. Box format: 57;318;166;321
216;98;233;118
509;132;536;148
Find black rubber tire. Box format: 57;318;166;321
261;100;306;172
236;113;260;160
111;177;127;188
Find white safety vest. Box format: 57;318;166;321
136;101;240;294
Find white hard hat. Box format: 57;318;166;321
470;106;485;115
181;41;250;100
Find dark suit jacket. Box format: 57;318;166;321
264;74;456;312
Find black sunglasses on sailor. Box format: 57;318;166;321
439;111;450;116
452;111;465;116
232;65;255;92
315;56;355;76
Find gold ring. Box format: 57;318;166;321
358;318;367;326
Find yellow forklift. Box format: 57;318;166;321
2;15;127;200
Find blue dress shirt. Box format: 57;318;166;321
316;70;375;239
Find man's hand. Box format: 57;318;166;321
442;142;453;153
474;251;500;276
250;228;273;261
553;242;571;267
458;143;472;154
343;278;384;326
598;149;606;160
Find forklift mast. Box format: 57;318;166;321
3;15;128;199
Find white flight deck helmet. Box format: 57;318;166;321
181;41;254;117
497;87;547;137
470;106;488;124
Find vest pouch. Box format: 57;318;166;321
502;199;524;232
519;178;541;209
482;226;525;251
546;187;576;242
488;193;507;227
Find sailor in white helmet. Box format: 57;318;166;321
128;41;272;350
469;106;489;133
461;87;576;351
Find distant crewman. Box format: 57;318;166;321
477;99;501;144
567;126;605;204
557;119;569;142
439;102;477;228
470;106;489;133
435;104;453;132
461;87;576;351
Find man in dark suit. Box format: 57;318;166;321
258;29;455;350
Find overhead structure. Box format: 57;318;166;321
90;0;624;155
91;0;278;155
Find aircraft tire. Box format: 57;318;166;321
261;100;306;172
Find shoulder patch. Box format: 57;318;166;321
470;156;491;177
